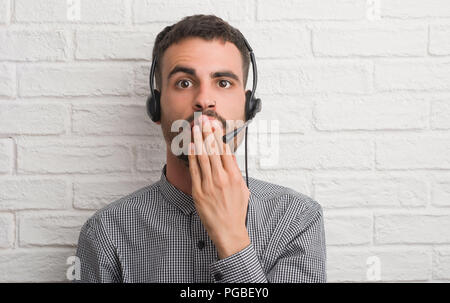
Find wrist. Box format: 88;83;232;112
216;231;250;260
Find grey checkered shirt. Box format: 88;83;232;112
74;164;327;283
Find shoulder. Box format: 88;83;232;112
80;181;162;231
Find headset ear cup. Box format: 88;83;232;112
154;89;161;122
146;95;153;120
245;90;261;121
146;89;161;122
245;90;253;121
253;97;262;117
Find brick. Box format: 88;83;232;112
328;248;431;282
0;103;66;135
0;63;15;97
381;0;450;18
257;0;366;21
75;31;155;60
314;95;428;130
432;179;450;207
14;0;126;23
19;211;92;246
0;139;13;173
17;138;132;174
375;213;450;244
18;64;133;97
315;175;428;208
0;248;75;282
0;178;69;210
258;59;372;95
433;248;450;280
73;180;151;210
0;213;14;248
431;100;450;129
134;64;151;96
72;104;158;136
256;94;312;134
135;140;167;172
376;137;450;169
324;214;372;245
375;60;450;91
259;135;373;170
430;25;450;55
312;25;427;57
0;0;9;24
133;0;250;23
239;24;310;58
0;30;67;61
252;169;310;197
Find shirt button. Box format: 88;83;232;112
214;272;223;281
197;240;205;250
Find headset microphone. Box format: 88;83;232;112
222;120;252;144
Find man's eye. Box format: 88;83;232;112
176;79;193;89
218;80;232;88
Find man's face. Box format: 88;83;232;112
158;37;247;166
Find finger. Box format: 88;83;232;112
193;123;212;182
211;120;225;156
221;138;239;174
203;118;223;176
188;142;202;193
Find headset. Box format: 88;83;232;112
146;33;262;194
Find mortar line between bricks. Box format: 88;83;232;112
430;245;435;280
330;243;450;249
125;0;133;26
13;211;17;249
15;210;20;249
68;29;76;62
372;138;376;171
8;0;13;25
70;179;76;210
427;98;432;130
371;211;375;246
13;62;18;99
427;24;432;56
12;137;17;175
429;179;435;210
130;0;136;25
68;103;73;135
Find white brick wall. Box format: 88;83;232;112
1;0;449;282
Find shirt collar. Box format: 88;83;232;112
158;164;196;216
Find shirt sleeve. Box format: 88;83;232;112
210;202;327;283
266;203;327;283
73;216;122;283
210;242;268;283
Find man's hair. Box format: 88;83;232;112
152;14;250;91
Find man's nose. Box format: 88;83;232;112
192;83;216;112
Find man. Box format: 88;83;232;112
75;14;326;283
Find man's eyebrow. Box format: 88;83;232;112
167;65;240;83
211;71;240;83
167;65;196;80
